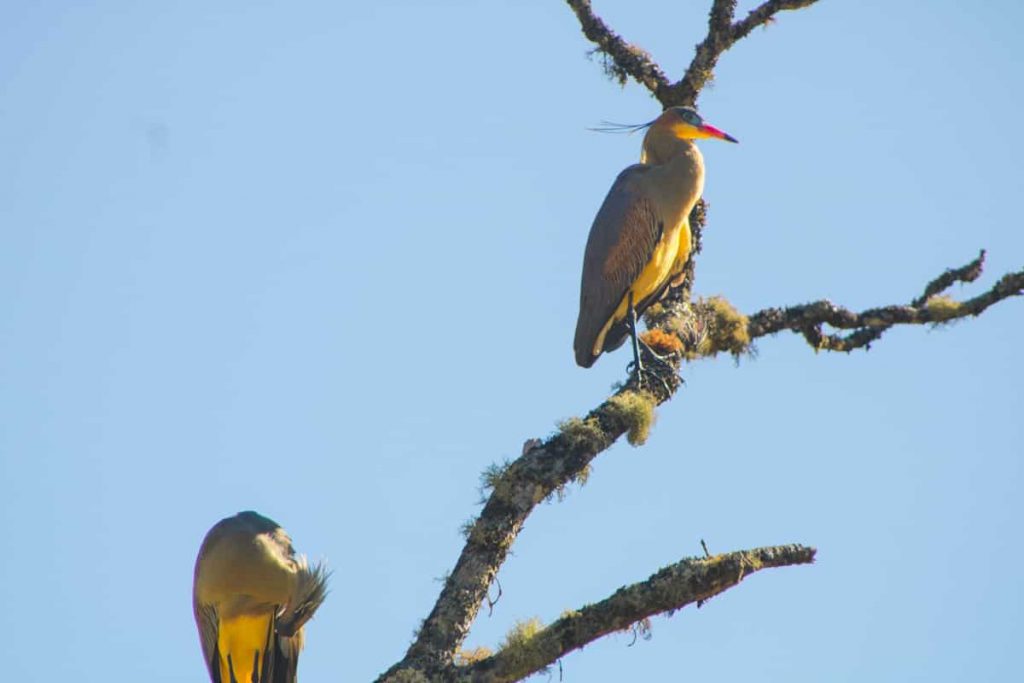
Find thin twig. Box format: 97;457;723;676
747;256;1024;352
912;249;986;307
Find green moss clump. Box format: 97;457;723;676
557;416;605;453
497;617;548;675
574;463;591;487
454;645;493;666
606;390;657;446
501;617;544;648
645;302;666;318
479;460;511;494
700;296;751;357
925;294;964;322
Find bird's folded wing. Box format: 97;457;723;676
575;165;664;364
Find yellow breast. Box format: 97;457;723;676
591;217;691;356
217;612;274;683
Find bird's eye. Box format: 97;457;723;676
683;111;698;125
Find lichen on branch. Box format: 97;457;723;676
374;3;1022;681
460;545;816;683
567;0;822;106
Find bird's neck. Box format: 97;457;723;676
640;130;699;166
638;133;705;216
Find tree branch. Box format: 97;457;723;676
462;544;816;683
564;0;670;95
382;251;1021;680
380;385;673;679
745;253;1024;352
374;4;1021;680
567;0;822;106
732;0;820;41
911;249;986;307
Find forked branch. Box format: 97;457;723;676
380;246;1021;681
567;0;822;106
374;2;1021;680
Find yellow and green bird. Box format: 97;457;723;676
193;511;328;683
574;106;737;370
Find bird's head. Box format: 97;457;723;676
656;106;738;143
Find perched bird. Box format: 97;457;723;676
574;106;737;370
193;511;328;683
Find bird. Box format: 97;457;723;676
573;106;737;372
193;511;329;683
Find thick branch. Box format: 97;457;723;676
381;382;676;678
463;544;816;683
376;5;1020;680
567;0;821;106
382;249;1022;679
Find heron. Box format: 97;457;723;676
573;106;737;375
193;511;328;683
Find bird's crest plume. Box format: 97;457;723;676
588;118;656;135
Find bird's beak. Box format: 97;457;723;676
699;122;738;143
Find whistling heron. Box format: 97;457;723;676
193;511;328;683
573;106;737;372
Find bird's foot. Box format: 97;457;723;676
626;344;678;395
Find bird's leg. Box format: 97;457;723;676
638;338;676;372
625;295;671;393
624;292;677;394
628;291;644;377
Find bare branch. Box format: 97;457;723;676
463;545;816;683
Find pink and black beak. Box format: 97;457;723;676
700;122;738;143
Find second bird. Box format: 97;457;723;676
193;511;329;683
573;106;737;369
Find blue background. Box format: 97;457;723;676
1;1;1021;680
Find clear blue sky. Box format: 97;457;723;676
1;1;1022;681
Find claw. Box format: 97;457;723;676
625;292;679;394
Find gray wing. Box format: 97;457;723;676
574;165;665;368
193;593;221;682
